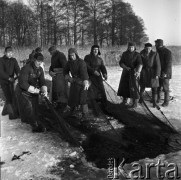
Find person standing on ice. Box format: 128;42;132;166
0;46;20;119
139;43;161;108
63;48;90;121
155;39;172;107
84;45;108;112
117;42;142;108
16;53;48;132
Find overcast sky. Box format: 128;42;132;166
14;0;181;46
125;0;181;46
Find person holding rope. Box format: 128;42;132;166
155;39;172;107
48;45;68;108
139;43;161;107
63;48;90;121
0;46;20;119
16;53;48;132
84;45;108;113
117;42;142;108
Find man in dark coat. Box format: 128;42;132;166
0;46;20;119
64;48;90;120
48;46;68;107
117;42;142;108
155;39;172;107
84;45;107;111
16;53;47;132
139;43;161;107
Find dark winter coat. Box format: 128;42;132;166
0;55;20;85
157;47;172;79
117;50;142;99
18;61;46;94
140;50;161;88
64;57;89;106
49;50;67;72
84;54;107;101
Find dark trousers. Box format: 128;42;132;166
158;78;170;92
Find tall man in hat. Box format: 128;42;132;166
16;53;48;132
0;46;20;119
117;42;142;108
155;39;172;107
84;45;108;113
64;48;90;120
139;43;161;107
48;46;68;108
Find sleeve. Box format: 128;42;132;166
84;55;95;75
59;52;67;68
135;53;143;73
0;60;9;81
63;61;70;76
119;52;126;67
155;53;161;77
49;65;53;73
164;49;172;75
80;61;89;81
39;68;46;87
19;66;31;91
14;59;20;77
100;58;107;75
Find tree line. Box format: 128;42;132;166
0;0;148;47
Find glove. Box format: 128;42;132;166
27;86;40;94
83;80;89;90
65;75;73;83
49;71;56;77
41;86;48;97
134;71;140;79
8;77;15;83
161;72;167;78
94;70;100;76
103;74;108;81
125;66;131;71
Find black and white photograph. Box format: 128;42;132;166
0;0;181;179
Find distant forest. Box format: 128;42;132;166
0;0;148;47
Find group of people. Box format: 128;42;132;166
118;39;172;108
0;39;172;132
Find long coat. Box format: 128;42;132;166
117;50;142;99
49;50;68;103
16;61;46;126
157;47;172;79
84;54;107;102
140;50;161;88
64;57;89;107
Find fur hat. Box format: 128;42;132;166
91;44;101;55
48;45;56;52
128;42;136;47
68;48;78;55
34;53;44;61
155;39;163;46
35;47;42;53
5;46;13;53
145;43;152;47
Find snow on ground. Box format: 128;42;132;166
1;65;181;179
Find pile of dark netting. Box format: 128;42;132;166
37;80;181;169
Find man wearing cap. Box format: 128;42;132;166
64;48;90;120
0;46;20;119
84;45;108;112
155;39;172;107
117;42;142;108
139;43;161;107
48;46;68;108
16;53;47;132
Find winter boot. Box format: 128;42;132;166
7;104;18;120
1;103;8;116
152;93;158;108
162;92;169;107
81;104;90;121
130;99;139;108
122;98;128;105
139;89;144;104
157;91;161;103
